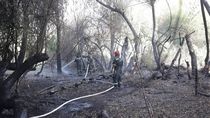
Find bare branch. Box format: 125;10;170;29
203;0;210;15
96;0;121;13
96;0;140;56
96;0;138;38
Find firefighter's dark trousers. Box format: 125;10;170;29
113;73;121;87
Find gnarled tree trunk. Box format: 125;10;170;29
0;53;49;113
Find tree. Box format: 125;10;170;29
0;0;58;115
17;0;30;66
56;0;62;73
96;0;140;59
200;0;209;70
150;0;161;71
121;36;129;71
203;0;210;15
185;32;198;95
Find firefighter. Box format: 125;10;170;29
112;50;123;87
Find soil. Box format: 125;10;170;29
13;67;210;118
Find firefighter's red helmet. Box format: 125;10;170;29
114;51;120;57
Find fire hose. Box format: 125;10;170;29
30;64;115;118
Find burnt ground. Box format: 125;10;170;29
14;67;210;118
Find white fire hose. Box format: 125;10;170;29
30;64;115;118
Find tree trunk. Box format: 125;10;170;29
35;0;54;54
177;34;183;78
109;21;115;69
121;37;129;72
36;17;47;54
200;0;209;70
121;12;139;56
18;0;29;65
56;1;62;74
0;53;49;112
56;24;62;73
185;33;198;95
151;1;161;70
0;48;13;78
177;52;182;78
